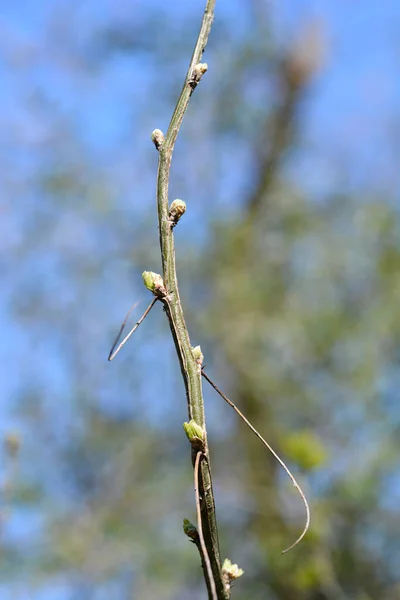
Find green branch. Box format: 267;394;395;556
151;1;230;598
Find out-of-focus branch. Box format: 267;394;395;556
248;23;323;216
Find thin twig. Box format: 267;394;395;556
194;451;217;600
108;298;158;361
201;369;310;554
153;1;228;597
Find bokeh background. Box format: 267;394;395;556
1;1;400;599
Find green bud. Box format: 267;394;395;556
192;345;204;365
151;128;164;150
183;518;198;540
183;419;205;450
142;271;165;295
222;558;244;582
169;199;186;225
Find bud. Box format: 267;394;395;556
192;345;204;366
190;63;208;86
169;199;186;226
183;518;198;541
142;271;166;296
151;129;165;150
222;558;244;584
183;419;205;450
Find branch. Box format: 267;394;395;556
108;298;158;361
151;2;229;598
202;369;310;553
247;36;315;217
194;450;217;600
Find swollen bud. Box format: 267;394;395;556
222;558;244;587
169;198;186;223
151;129;165;150
192;345;204;366
142;271;166;296
169;199;186;226
183;518;198;541
190;63;208;86
183;419;205;450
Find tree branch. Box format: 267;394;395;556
108;298;158;361
201;369;310;553
152;2;229;598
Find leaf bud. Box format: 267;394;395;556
151;129;165;150
183;518;198;541
142;271;166;296
169;199;186;226
190;62;208;85
192;345;204;366
183;419;205;450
